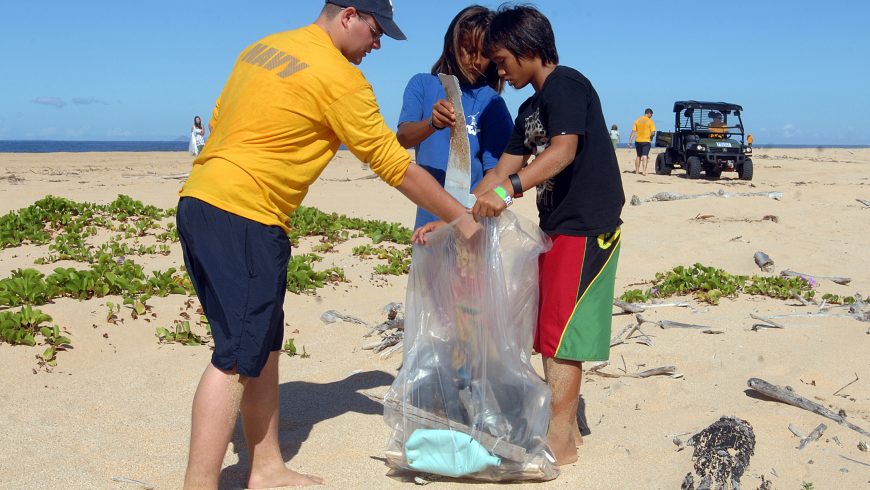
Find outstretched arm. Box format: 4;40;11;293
472;135;577;221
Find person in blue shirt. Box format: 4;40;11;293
396;5;513;228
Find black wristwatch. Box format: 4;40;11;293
428;117;445;131
508;173;523;198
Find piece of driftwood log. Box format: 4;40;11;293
630;189;783;206
780;269;852;286
788;424;804;439
798;423;827;449
746;378;870;438
856;198;870;208
380;398;527;462
636;314;709;330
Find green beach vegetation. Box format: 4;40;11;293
0;195;413;366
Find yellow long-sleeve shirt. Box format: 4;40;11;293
180;25;410;232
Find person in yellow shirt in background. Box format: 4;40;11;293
176;2;473;488
747;133;754;148
627;107;656;175
708;112;727;138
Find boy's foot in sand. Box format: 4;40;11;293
247;468;324;489
547;431;579;466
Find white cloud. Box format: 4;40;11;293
32;96;66;108
781;123;800;139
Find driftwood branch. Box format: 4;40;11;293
798;423;827;449
613;299;690;314
832;373;859;397
791;290;812;306
630;189;783;206
856;198;870;208
636;314;709;330
780;269;852;286
589;364;678;379
750;314;786;330
613;299;644;314
747;378;870;438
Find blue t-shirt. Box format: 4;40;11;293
398;73;513;228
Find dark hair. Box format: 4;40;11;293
483;4;558;65
431;6;501;91
193;116;203;129
611;124;618;131
645;108;653;115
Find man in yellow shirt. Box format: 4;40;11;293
627;108;656;175
176;2;472;488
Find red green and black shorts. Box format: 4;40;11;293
535;229;621;361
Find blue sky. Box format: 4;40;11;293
1;1;867;145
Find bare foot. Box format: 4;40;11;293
247;467;323;489
573;424;584;448
547;431;579;466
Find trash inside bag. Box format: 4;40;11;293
405;429;500;477
384;211;559;481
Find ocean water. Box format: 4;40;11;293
0;140;188;153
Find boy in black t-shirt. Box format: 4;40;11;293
472;5;625;465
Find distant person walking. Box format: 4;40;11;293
609;124;619;149
628;108;655;175
189;116;206;156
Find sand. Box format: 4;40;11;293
0;148;868;489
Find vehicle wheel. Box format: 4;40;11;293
687;156;702;179
739;159;754;180
655;153;672;175
705;169;722;180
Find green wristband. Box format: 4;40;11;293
493;186;508;200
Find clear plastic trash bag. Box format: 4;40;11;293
384;211;558;481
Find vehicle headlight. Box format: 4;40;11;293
696;144;706;151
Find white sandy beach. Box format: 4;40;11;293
0;147;868;489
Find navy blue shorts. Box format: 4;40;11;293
635;142;651;157
176;197;290;377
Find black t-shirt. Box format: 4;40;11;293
505;66;624;236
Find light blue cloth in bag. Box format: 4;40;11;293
404;429;501;477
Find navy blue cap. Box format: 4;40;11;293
327;0;406;40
